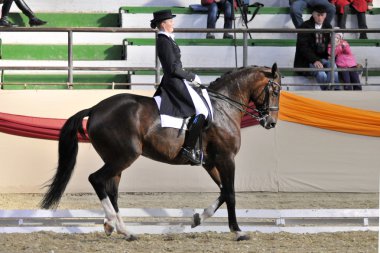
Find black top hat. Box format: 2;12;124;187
312;4;327;13
150;9;176;29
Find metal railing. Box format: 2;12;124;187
0;27;379;89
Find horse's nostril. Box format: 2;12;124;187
270;122;276;128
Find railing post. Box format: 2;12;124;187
243;32;248;67
365;58;368;85
68;30;73;86
330;29;336;88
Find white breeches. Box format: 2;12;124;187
184;81;213;120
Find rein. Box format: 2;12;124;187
207;89;262;120
204;79;280;121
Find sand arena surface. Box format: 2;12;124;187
0;192;378;252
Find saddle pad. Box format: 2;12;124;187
154;96;188;129
154;87;213;129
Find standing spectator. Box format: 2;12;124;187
329;31;362;90
0;0;47;27
202;0;234;39
294;5;340;90
289;0;336;28
329;0;373;39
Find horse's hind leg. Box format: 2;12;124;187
88;163;136;240
105;174;137;241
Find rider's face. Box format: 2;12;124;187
161;18;174;33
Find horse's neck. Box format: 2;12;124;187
213;75;252;105
210;82;251;124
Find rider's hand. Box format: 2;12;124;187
193;75;202;86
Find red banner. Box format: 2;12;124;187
0;111;258;141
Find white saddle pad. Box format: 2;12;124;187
154;88;213;129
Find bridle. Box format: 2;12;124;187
253;79;281;118
206;79;281;121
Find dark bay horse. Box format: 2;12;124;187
41;64;281;241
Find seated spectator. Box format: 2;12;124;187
201;0;234;39
294;5;340;90
328;31;362;90
0;0;47;27
329;0;373;39
289;0;336;28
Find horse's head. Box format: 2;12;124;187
252;63;281;129
208;64;281;129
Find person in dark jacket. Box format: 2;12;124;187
294;4;339;90
150;9;211;165
0;0;47;27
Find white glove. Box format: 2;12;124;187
193;74;202;85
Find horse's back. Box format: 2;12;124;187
87;93;159;141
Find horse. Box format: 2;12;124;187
40;63;281;241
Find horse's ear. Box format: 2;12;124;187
271;63;278;77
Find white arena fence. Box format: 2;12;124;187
0;208;378;234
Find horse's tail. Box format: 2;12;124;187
40;108;90;209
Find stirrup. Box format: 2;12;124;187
181;147;201;165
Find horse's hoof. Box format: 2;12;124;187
104;222;115;236
125;234;138;241
236;231;250;241
191;213;201;228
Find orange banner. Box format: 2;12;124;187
279;91;380;137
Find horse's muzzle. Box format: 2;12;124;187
260;116;277;129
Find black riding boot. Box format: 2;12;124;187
14;0;47;26
181;114;206;165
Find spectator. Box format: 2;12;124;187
294;5;340;90
289;0;336;28
328;31;362;90
150;9;210;165
329;0;373;39
201;0;234;39
0;0;47;27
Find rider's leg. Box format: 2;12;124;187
181;114;206;164
180;82;210;164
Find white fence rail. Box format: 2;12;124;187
0;208;378;234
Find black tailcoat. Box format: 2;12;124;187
154;33;196;118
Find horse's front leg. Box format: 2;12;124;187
192;166;225;228
192;195;224;228
219;158;250;241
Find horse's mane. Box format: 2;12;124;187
208;65;275;92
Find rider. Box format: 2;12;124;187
150;9;210;165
